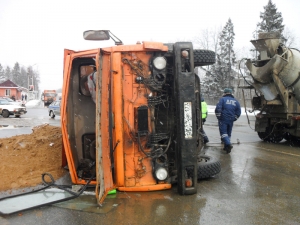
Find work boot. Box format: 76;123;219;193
224;144;233;154
204;138;209;144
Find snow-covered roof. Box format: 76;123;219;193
0;79;18;88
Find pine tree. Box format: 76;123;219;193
19;66;28;88
257;0;286;42
0;64;5;81
202;18;236;99
11;62;21;84
201;54;223;98
4;66;11;80
219;18;236;88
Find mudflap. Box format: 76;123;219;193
174;42;197;195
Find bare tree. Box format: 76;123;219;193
234;45;254;60
282;27;299;48
194;28;210;49
193;26;222;53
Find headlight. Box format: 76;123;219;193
153;57;167;70
155;167;168;181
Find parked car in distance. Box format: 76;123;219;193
0;99;27;118
0;97;24;106
48;100;60;118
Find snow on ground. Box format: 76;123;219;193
207;105;256;116
25;100;42;108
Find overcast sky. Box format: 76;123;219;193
0;0;300;91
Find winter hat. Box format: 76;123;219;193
223;88;232;94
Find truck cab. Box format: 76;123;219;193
61;30;219;204
41;90;57;107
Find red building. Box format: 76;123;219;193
0;80;23;100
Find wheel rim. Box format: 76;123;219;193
2;110;9;118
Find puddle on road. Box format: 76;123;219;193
54;194;121;214
0;125;33;138
0;125;31;129
0;123;57;138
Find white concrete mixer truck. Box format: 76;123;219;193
242;32;300;144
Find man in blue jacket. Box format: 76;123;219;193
215;88;241;153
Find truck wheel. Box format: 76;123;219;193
197;155;221;179
194;49;216;67
258;126;283;143
283;132;292;141
290;136;300;146
269;134;283;143
257;131;270;141
2;110;10;118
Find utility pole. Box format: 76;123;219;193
28;64;37;100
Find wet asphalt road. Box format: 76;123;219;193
0;105;60;138
0;111;300;224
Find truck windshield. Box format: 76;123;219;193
45;93;56;97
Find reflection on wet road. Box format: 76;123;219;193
0;107;60;138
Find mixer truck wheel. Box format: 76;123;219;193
283;132;292;141
268;125;284;143
269;134;283;143
257;131;270;142
289;136;300;146
193;50;216;67
258;126;283;143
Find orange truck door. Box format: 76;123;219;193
62;49;114;204
95;49;115;204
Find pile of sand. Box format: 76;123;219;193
0;124;66;192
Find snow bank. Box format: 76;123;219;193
207;105;256;116
25;100;41;108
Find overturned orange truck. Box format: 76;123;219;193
61;30;220;204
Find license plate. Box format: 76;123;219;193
184;102;192;139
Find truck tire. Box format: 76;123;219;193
197;155;221;179
258;126;283;143
194;49;216;67
290;136;300;146
257;131;270;142
2;110;10;118
50;111;55;118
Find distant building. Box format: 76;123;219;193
0;79;25;100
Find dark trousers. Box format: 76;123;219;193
200;128;209;143
218;120;233;146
